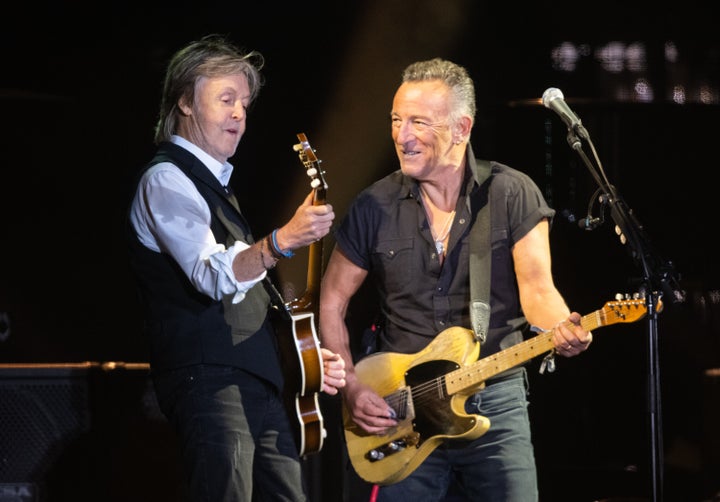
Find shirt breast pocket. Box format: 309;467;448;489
372;237;415;289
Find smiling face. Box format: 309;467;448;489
390;80;466;181
177;73;251;163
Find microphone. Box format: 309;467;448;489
542;87;583;132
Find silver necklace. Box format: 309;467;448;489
431;209;455;256
419;185;456;256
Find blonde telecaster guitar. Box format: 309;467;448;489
344;295;657;485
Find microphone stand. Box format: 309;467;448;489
561;121;684;502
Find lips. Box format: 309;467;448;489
399;144;419;156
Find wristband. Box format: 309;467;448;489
270;229;294;258
266;235;284;260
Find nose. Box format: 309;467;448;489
233;102;246;120
393;120;414;143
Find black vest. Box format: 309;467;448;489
127;142;282;388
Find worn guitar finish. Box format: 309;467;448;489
344;296;655;485
276;133;328;457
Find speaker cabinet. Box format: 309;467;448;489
0;364;90;501
0;363;183;502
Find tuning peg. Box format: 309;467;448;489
615;225;627;245
293;143;302;152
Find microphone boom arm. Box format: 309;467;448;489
564;111;683;301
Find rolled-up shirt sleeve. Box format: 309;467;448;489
129;162;265;305
207;240;265;304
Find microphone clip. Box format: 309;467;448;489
578;190;611;231
578;216;602;231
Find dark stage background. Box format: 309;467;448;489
2;1;719;501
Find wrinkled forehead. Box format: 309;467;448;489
392;80;452;119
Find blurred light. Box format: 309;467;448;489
634;78;654;102
698;84;718;104
672;85;687;104
625;42;647;72
665;41;679;63
596;41;626;73
549;39;718;105
550;42;580;72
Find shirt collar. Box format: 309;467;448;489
170;135;234;186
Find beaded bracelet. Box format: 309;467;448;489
270;228;294;258
260;237;277;269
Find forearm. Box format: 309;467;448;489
231;235;279;281
520;287;572;331
319;309;357;381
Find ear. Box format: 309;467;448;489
454;115;473;142
178;97;192;116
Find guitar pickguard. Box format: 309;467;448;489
403;360;476;439
363;359;479;465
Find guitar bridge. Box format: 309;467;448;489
385;387;412;421
365;433;421;462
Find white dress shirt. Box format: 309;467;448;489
129;135;265;304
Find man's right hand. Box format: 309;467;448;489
343;380;399;434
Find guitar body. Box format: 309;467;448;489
344;296;654;485
344;327;489;485
275;311;325;456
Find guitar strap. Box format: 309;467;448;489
263;279;293;322
468;159;493;344
210;189;291;322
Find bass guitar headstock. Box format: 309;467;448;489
293;132;327;204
